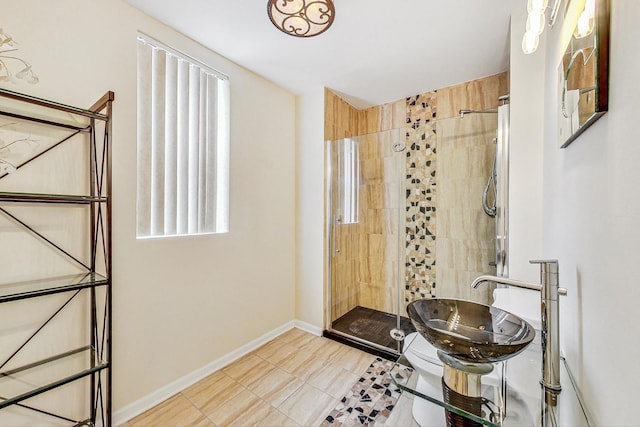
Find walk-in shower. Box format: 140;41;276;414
325;101;510;358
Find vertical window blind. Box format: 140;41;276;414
340;138;359;224
137;35;230;238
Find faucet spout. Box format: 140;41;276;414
470;274;542;292
470;260;566;393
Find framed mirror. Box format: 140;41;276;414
558;0;610;148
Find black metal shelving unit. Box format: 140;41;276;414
0;88;113;426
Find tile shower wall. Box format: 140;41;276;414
325;72;507;321
403;73;508;306
404;92;438;303
325;89;360;320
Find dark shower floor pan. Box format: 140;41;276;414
331;305;416;352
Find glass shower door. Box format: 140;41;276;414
326;128;411;356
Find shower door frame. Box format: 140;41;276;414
323;130;408;359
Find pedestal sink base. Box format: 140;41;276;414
442;378;485;427
438;350;495;427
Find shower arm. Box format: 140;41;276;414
458;108;498;119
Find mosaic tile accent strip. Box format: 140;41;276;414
404;92;437;304
321;357;413;426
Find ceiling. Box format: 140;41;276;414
123;0;517;109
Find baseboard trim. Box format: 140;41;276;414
293;319;323;336
112;320;298;425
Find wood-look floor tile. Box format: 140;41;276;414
257;407;300;427
253;338;301;365
278;384;338;427
302;336;344;361
246;366;304;407
206;388;271;426
278;352;328;380
330;345;376;374
129;394;213;427
276;328;315;348
306;361;359;399
222;354;277;387
183;370;245;413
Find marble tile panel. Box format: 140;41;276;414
363;209;383;234
381;208;399;234
278;384;339;427
437;72;508;120
182;370;245;412
356;257;371;284
324;88;336;140
129;394;212;427
366;183;385;209
367;256;385;282
367;234;384;259
391;100;406;130
379;102;393;132
384;182;400;206
361;158;384;181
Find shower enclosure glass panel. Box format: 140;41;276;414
326;127;411;355
326;109;504;356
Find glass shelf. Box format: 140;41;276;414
392;333;591;426
0;191;107;204
0;346;108;410
0;273;108;304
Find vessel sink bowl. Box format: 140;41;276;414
407;298;535;364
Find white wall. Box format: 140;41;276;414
508;5;546;284
1;0;296;415
512;1;640;424
295;89;325;328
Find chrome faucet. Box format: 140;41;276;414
470;259;567;392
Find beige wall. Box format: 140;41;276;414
1;0;296;416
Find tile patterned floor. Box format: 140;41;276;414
123;328;418;427
321;357;414;426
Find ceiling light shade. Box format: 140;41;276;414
268;0;335;38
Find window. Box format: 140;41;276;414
339;138;359;224
136;34;230;238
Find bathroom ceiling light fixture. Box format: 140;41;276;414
522;0;563;54
267;0;335;38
